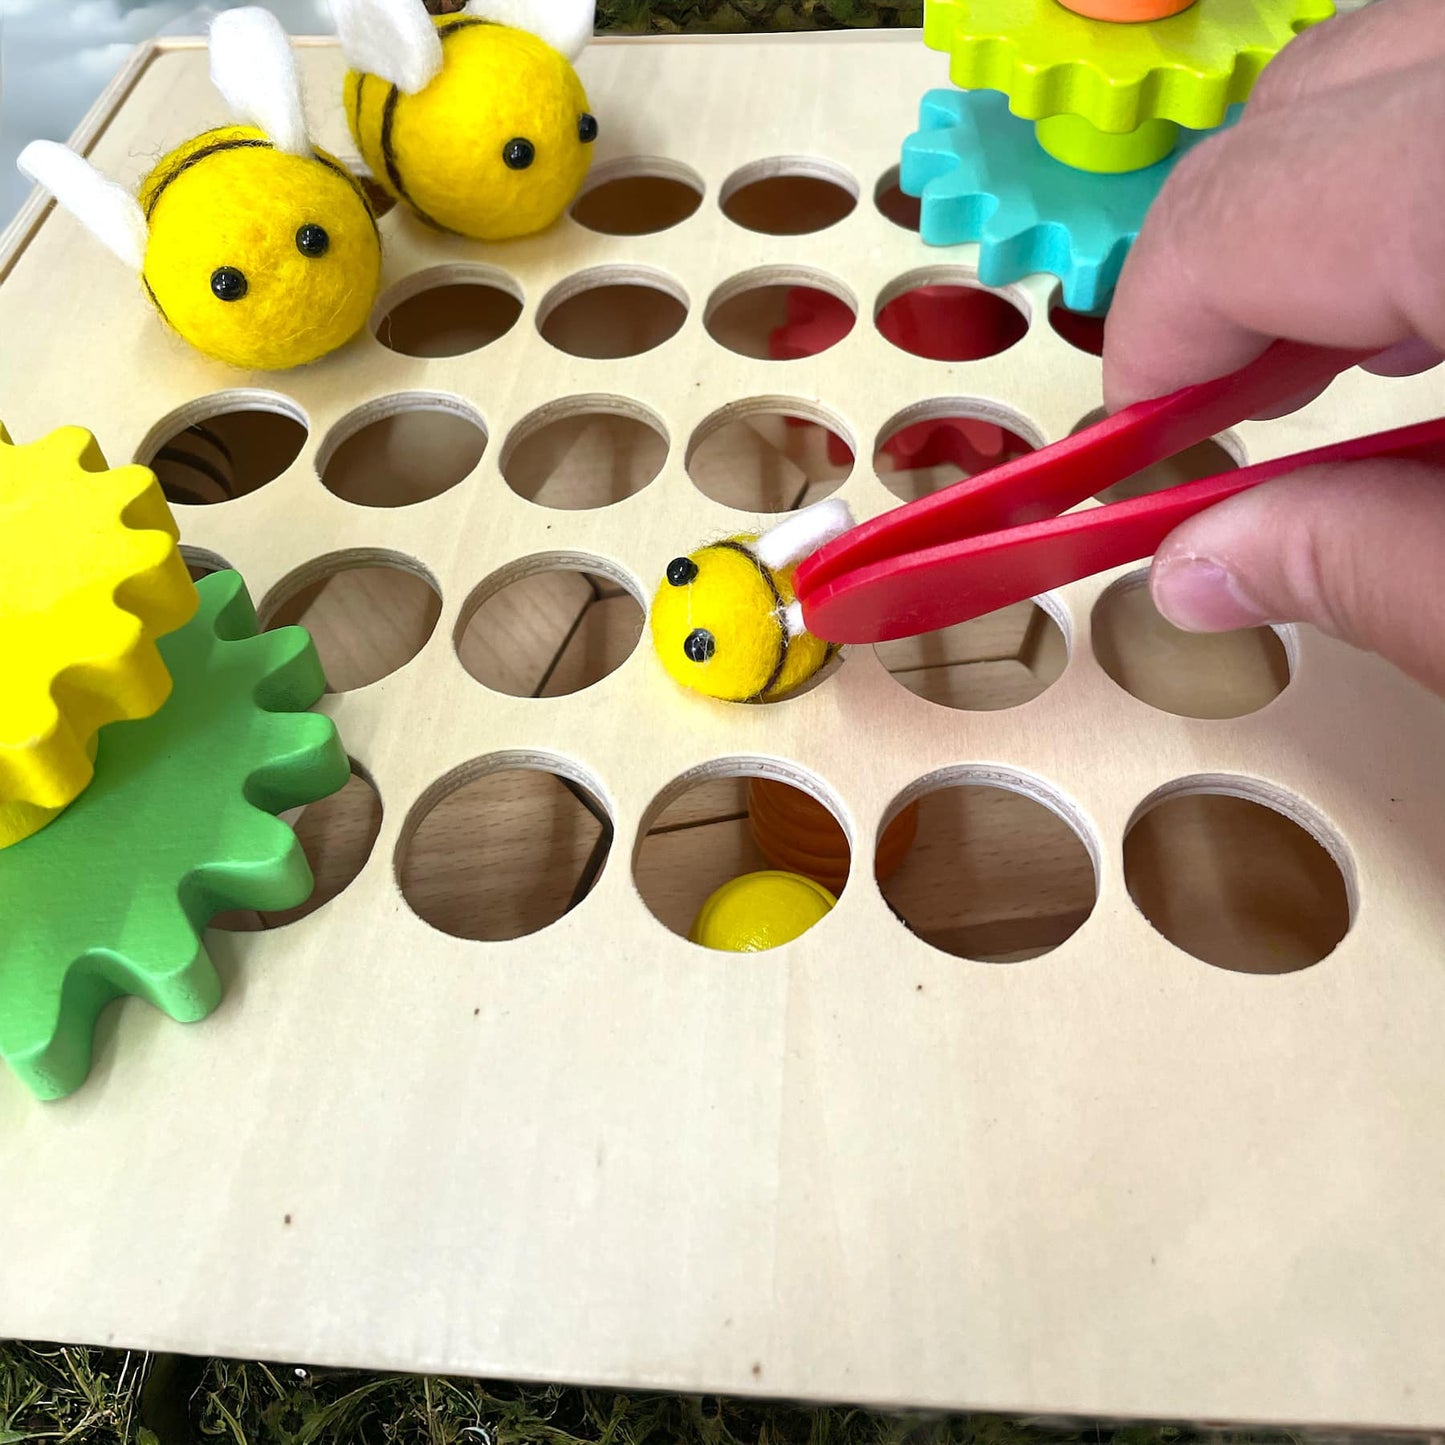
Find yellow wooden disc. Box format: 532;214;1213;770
689;871;838;953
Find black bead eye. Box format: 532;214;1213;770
503;138;536;170
210;266;248;302
666;557;699;587
295;223;330;258
578;113;598;144
684;629;716;664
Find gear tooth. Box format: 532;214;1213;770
31;425;106;473
242;712;348;815
196;568;258;641
186;813;316;922
920;89;968;131
0;953;124;1103
106;899;223;1024
249;628;331;715
0;572;347;1099
116;466;182;543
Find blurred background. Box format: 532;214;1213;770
0;0;328;226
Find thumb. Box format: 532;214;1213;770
1149;460;1445;696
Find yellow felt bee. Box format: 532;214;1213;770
331;0;598;242
651;500;856;703
16;8;381;373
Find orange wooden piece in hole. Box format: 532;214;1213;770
1055;0;1196;19
749;779;917;895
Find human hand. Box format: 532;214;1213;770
1102;0;1445;694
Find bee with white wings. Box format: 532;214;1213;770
330;0;599;241
18;8;383;372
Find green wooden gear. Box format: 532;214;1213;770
0;570;349;1102
924;0;1335;171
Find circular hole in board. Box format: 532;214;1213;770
538;266;689;360
874;398;1042;504
180;546;233;583
706;268;858;362
261;551;442;693
456;556;645;699
572;158;705;236
397;755;613;942
317;394;487;509
1124;780;1353;973
687;399;854;513
720;157;859;236
1072;409;1243;503
1092;572;1292;719
633;760;851;951
210;763;384;932
1050;302;1107;357
877;597;1070;713
876;271;1029;362
139;395;308;507
500;397;668;510
373;266;524;359
879;770;1099;962
875;165;921;232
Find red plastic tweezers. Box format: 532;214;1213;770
795;342;1445;643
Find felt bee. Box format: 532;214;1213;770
650;500;856;703
16;8;382;373
330;0;599;242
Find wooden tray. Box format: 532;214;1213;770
2;26;1444;1431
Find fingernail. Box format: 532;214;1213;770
1153;558;1269;632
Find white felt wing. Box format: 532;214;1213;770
209;7;311;157
465;0;595;60
328;0;444;93
754;498;856;573
16;141;148;273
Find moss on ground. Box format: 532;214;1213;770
425;0;923;28
2;1342;1320;1445
593;1;923;30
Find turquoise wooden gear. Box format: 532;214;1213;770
902;90;1238;315
902;0;1333;310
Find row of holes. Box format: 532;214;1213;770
579;157;914;239
215;754;1352;978
186;551;1291;722
148;389;1206;516
369;155;922;241
354;267;1093;363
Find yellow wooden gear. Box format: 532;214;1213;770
0;423;197;848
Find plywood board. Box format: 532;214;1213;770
2;25;1445;1434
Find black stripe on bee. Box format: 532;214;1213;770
379;85;460;235
143;137;272;221
142;134;379;243
310;152;381;239
351;72;367;142
711;539;792;702
141;274;168;324
436;16;490;39
372;16;500;238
